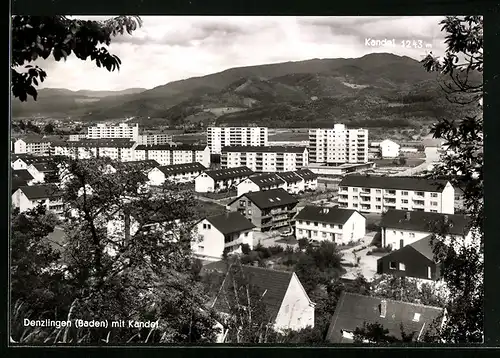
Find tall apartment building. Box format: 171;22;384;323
309;124;368;164
207;126;268;154
221;146;308;173
13;136;52;155
52;139;138;161
87;123;139;141
338;175;455;214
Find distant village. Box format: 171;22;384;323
11;121;468;342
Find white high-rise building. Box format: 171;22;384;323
87;123;139;141
207;126;268;154
309;124;368;164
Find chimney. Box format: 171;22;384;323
379;300;387;318
405;211;411;220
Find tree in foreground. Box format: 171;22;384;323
420;15;483;343
353;322;416;344
11;157;219;344
11;15;142;101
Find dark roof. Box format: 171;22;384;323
295;169;318;181
408;235;435;261
207;264;295;322
239;188;298;210
17;184;63;199
15;156;52;165
12;178;28;194
277;171;303;183
204;166;254;181
326;292;444;343
294;205;359;225
158;162;206;176
122;160;160;169
380;209;471;236
31;162;57;172
222;146;306;153
205;212;256;235
248;173;285;188
17;135;51;143
11;153;34;161
12;169;34;181
56;138;135;148
135;144;206;151
339;175;449;192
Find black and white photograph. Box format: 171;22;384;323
10;15;483;345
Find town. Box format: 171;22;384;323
11;121;470;343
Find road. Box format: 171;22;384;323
391;147;440;176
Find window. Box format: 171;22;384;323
339;225;343;229
399;263;406;271
400;231;403;236
427;266;432;279
401;207;408;211
389;262;397;270
353;188;358;193
306;221;310;225
314;222;318;227
376;197;381;202
430;209;438;213
409;233;415;238
298;220;303;224
203;223;211;230
198;246;204;252
402;199;408;204
322;223;326;228
298;229;303;234
247;209;252;215
431;201;438;206
239;200;246;207
244;232;249;237
376;205;381;210
313;231;318;236
392;230;396;235
402;191;408;196
322;232;327;238
431;193;438;198
376;190;382;194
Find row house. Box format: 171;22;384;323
87;123;139;140
309;124;369;164
12;184;64;215
11;169;35;194
379;209;472;251
203;264;315;334
195;166;254;193
227;188;299;232
326;292;444;343
221;146;308;173
13;136;52;155
26;162;59;184
379;139;401;158
338;175;455;214
148;162;206;186
294;206;366;245
134;144;210;168
237;169;319;197
207;126;268;154
193;212;255;261
53;139;137;161
11;155;58;170
136;133;173;146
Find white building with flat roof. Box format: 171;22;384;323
207;126;268;154
87;123;139;141
309;124;368;164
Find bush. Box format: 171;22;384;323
285;246;295;255
248;251;261;262
366;251;372;256
298;238;309;250
269;245;284;256
241;243;251;255
371;246;392;254
240;255;251;264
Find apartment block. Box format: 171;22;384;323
136;133;173;146
134;144;210;167
207;126;268;154
309;124;368;164
53;139;137;161
13;136;52;155
338;175;455;214
87;123;139;141
221;146;308;173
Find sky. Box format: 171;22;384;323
28;16;447;91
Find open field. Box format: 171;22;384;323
194;199;228;219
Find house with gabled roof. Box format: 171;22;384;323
294;205;366;244
12;184;64;214
295;169;318;191
195;166;254;193
326;292;445;343
27;162;59;184
276;171;305;194
13;135;52;155
379;209;472;251
227;188;298;232
203;264;315;333
377;234;443;281
236;173;286;197
193;212;256;260
148;162;206;186
338;174;455;214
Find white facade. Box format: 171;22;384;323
273;273;315;331
12;189;64;214
338;182;455;215
143;146;210;167
53;145;97;159
379;139;401;158
236;178;286;197
148;166;203;186
192;219;254;260
13;138;51;155
26;164;46;184
12;158;28;170
222;148;308;173
136;133;173;146
295;210;366;245
195;172;249;193
309;124;369;164
207;127;268;154
281;178;305;195
87;123;139;141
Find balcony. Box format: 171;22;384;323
384;191;396;197
338;195;348;202
412;200;425;207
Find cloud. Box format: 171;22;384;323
27;16;447;91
